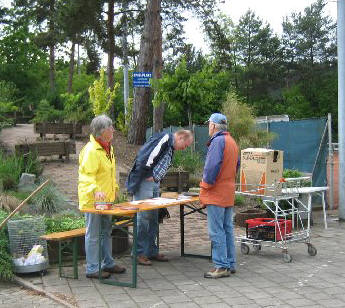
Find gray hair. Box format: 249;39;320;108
90;114;113;137
214;122;228;132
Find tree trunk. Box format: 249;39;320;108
107;0;115;118
128;0;160;144
49;44;55;93
153;0;164;133
122;2;129;122
67;41;75;93
48;0;55;93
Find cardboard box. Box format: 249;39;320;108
240;148;283;196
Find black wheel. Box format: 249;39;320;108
253;243;261;253
282;253;292;263
307;244;317;256
241;243;250;255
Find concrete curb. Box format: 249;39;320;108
13;276;77;308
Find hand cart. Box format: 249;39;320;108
236;178;318;263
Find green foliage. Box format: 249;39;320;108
0;210;14;281
31;184;59;215
234;194;245;206
153;59;228;126
171;150;203;174
283;169;302;178
0;151;42;191
0;152;23;190
222;92;275;149
44;215;85;234
89;69;119;116
32;99;64;123
61;91;92;123
115;98;133;135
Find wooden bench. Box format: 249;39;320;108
15;141;76;161
41;219;134;279
41;228;86;279
34;123;82;139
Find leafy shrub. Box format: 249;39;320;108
0;210;14;281
44;216;85;234
89;68;119;116
31;184;59;215
115;98;133;135
31;99;64;123
0;151;42;191
222;91;275;149
0;151;23;190
171;150;203;174
283;169;302;178
61;91;92;124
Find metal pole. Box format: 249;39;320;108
328;113;334;210
338;0;345;220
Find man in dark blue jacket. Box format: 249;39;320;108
127;129;193;265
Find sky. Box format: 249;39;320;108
0;0;338;64
184;0;338;51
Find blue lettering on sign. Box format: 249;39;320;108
133;72;153;87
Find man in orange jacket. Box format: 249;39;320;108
200;113;239;279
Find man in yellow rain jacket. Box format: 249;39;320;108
78;114;126;279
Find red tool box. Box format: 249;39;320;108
245;218;292;241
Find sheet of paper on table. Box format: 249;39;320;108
129;195;191;206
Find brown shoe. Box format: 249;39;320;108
137;255;152;266
149;253;168;262
103;265;126;274
86;271;111;279
204;267;230;279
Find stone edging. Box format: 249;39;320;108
13;275;77;308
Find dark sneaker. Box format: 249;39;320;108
204;267;230;279
103;265;126;274
228;268;236;274
137;255;152;266
149;254;169;262
86;271;111;279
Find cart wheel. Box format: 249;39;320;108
241;243;250;255
282;253;292;263
40;270;47;277
307;244;317;256
253;243;261;253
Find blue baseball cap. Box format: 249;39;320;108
206;113;227;124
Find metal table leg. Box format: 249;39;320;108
98;214;137;288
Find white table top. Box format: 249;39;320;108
282;186;328;194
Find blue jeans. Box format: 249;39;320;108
85;213;115;274
207;205;236;269
134;179;160;257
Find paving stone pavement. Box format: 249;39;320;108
2;212;345;308
0;281;65;308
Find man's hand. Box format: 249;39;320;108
146;177;154;182
94;191;106;201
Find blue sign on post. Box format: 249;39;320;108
133;72;153;88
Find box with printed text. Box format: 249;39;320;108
240;148;283;196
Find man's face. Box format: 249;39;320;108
208;121;216;137
174;136;193;150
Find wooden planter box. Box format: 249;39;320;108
15;141;76;161
34;123;82;138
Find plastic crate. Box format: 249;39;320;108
245;218;292;241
